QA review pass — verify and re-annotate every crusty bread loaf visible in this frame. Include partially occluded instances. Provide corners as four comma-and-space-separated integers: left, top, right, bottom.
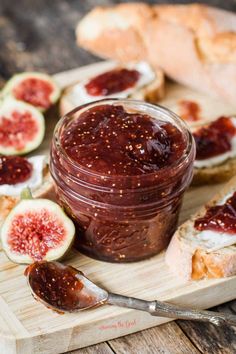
0, 164, 55, 227
165, 176, 236, 281
77, 3, 152, 63
76, 3, 236, 104
59, 65, 164, 116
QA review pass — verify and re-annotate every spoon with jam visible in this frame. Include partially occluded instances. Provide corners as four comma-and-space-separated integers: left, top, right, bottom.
26, 261, 236, 326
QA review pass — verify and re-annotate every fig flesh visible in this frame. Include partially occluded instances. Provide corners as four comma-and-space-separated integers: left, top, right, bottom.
0, 97, 45, 155
2, 72, 61, 111
1, 191, 75, 264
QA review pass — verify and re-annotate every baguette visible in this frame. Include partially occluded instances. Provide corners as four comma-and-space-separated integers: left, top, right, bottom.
165, 176, 236, 281
0, 163, 55, 227
59, 63, 164, 116
76, 3, 236, 104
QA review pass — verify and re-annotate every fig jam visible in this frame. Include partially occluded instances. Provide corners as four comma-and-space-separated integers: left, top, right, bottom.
26, 262, 101, 312
194, 192, 236, 234
51, 100, 195, 262
0, 156, 32, 185
26, 262, 84, 312
85, 68, 140, 96
178, 100, 201, 122
13, 78, 53, 109
61, 105, 186, 176
193, 117, 236, 160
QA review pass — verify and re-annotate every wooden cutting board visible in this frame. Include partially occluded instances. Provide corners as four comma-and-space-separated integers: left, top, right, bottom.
1, 61, 236, 354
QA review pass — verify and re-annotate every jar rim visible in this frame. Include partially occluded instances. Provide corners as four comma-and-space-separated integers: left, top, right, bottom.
53, 98, 195, 181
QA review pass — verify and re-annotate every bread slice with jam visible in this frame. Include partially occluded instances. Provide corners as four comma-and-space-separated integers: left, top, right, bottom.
165, 176, 236, 281
191, 116, 236, 185
59, 61, 164, 116
0, 157, 55, 227
192, 158, 236, 186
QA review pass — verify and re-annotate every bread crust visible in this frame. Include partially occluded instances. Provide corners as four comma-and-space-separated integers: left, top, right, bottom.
76, 3, 236, 103
192, 157, 236, 186
191, 248, 236, 279
76, 3, 153, 62
165, 175, 236, 281
59, 66, 165, 116
197, 32, 236, 64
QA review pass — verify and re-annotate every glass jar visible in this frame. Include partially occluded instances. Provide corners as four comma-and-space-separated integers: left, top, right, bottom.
50, 99, 195, 262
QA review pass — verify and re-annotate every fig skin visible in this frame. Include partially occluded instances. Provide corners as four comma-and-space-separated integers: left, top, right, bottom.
0, 97, 45, 156
1, 192, 75, 264
2, 72, 61, 112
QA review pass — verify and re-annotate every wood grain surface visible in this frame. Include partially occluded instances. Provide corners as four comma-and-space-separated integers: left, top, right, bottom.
1, 1, 236, 354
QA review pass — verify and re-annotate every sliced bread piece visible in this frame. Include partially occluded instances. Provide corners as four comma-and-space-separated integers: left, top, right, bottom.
192, 157, 236, 186
191, 116, 236, 185
0, 159, 55, 227
165, 176, 236, 281
59, 62, 164, 116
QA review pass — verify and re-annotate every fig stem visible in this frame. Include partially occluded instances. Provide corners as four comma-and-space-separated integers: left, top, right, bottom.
21, 188, 33, 200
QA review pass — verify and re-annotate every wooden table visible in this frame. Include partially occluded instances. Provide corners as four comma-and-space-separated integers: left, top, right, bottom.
1, 1, 236, 353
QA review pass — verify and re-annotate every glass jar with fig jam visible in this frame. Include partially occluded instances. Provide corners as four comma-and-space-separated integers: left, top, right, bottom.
50, 99, 195, 263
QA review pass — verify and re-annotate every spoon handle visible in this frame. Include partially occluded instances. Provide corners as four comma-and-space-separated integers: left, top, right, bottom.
107, 293, 236, 326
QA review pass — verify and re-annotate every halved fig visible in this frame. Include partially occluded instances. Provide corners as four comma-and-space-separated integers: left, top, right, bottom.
2, 72, 61, 111
1, 190, 75, 264
0, 97, 45, 155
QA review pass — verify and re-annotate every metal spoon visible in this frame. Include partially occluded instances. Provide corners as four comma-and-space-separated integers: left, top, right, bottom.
26, 261, 236, 326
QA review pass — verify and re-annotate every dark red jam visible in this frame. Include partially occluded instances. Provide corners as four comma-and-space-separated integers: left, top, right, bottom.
26, 262, 94, 312
51, 101, 195, 262
193, 117, 236, 160
178, 100, 201, 122
61, 105, 186, 176
0, 156, 32, 185
85, 68, 140, 96
195, 192, 236, 234
13, 78, 53, 109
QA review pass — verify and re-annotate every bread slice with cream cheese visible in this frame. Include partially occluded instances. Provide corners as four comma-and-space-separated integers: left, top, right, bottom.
165, 176, 236, 281
192, 158, 236, 186
0, 156, 55, 226
59, 61, 164, 116
157, 90, 236, 185
191, 117, 236, 185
